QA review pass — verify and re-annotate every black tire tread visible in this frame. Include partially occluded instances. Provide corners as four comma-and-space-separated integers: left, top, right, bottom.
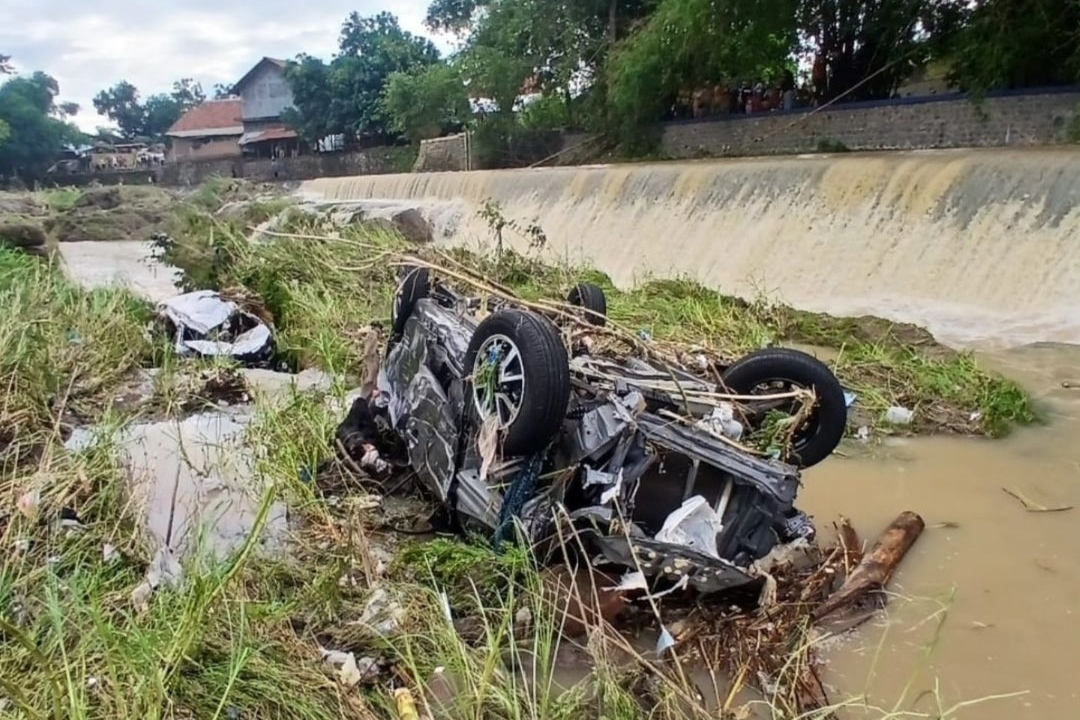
721, 347, 847, 468
568, 282, 608, 327
464, 309, 570, 456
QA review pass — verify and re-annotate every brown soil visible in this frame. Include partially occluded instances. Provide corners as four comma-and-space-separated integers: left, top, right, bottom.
42, 186, 178, 243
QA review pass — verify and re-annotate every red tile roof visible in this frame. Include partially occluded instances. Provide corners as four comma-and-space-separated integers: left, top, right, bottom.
167, 99, 243, 136
259, 126, 297, 141
238, 125, 298, 145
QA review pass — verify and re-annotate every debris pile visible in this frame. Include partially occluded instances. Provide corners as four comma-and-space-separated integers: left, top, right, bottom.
307, 256, 927, 714
158, 290, 276, 365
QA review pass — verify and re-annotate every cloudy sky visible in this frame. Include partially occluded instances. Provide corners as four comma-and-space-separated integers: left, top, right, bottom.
1, 0, 457, 131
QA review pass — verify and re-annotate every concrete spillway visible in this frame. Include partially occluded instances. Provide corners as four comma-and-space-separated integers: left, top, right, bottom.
301, 148, 1080, 349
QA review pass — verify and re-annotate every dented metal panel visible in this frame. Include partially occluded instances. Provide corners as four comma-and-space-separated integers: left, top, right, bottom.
363, 279, 814, 595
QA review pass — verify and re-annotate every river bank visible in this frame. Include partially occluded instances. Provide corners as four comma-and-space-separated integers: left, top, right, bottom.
0, 175, 1075, 719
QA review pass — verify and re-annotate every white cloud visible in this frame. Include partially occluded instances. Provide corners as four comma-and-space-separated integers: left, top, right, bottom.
0, 0, 455, 131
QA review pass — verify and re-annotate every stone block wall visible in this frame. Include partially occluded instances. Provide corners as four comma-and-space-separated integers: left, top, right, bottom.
156, 88, 1080, 184
660, 88, 1080, 157
159, 146, 416, 186
413, 133, 468, 172
41, 170, 158, 188
412, 131, 601, 172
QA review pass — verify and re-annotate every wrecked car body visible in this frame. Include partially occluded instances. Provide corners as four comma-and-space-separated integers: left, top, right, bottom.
158, 290, 275, 365
353, 270, 843, 594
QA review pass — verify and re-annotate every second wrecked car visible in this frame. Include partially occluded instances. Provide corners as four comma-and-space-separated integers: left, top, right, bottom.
339, 268, 848, 594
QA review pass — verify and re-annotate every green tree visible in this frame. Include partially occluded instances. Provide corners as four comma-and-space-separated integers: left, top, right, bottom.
170, 78, 205, 108
425, 0, 483, 33
605, 0, 796, 147
142, 94, 183, 139
0, 71, 83, 178
797, 0, 968, 103
281, 55, 339, 142
383, 63, 470, 142
425, 0, 659, 130
92, 81, 144, 138
93, 78, 206, 140
946, 0, 1080, 92
284, 11, 441, 145
0, 54, 10, 144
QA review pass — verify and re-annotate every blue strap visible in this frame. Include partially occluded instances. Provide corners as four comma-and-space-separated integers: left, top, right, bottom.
492, 452, 545, 551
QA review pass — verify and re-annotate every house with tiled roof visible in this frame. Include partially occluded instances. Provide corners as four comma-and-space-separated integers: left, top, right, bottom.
165, 98, 243, 161
231, 57, 299, 159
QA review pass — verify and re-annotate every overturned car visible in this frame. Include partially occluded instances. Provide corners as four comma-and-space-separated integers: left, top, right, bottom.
348, 268, 848, 594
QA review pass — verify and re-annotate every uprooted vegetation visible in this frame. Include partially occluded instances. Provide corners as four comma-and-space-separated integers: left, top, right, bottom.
0, 189, 1034, 719
0, 178, 289, 255
156, 202, 1035, 441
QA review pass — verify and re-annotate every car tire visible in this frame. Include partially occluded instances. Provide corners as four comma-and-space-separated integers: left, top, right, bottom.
567, 282, 607, 327
464, 309, 570, 456
390, 266, 430, 340
720, 348, 847, 469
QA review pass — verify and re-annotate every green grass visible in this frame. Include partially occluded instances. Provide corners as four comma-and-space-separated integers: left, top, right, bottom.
157, 201, 1036, 439
0, 248, 159, 462
38, 187, 84, 211
0, 208, 1033, 719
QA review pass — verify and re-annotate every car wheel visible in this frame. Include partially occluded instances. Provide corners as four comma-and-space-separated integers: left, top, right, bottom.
720, 348, 847, 469
464, 309, 570, 456
567, 282, 607, 327
390, 266, 430, 340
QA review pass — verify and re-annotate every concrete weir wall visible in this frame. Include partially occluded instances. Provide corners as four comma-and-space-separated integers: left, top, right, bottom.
301, 148, 1080, 349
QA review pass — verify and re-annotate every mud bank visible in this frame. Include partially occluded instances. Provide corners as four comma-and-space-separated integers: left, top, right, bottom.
301, 148, 1080, 350
38, 202, 1080, 720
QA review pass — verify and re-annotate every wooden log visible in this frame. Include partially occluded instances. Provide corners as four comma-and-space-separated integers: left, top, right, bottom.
813, 510, 925, 621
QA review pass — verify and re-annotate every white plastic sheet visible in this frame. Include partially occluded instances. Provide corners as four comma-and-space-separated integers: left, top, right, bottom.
159, 290, 272, 359
655, 495, 726, 559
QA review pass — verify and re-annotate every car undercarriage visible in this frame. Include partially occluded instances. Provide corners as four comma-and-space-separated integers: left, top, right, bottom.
336, 268, 846, 595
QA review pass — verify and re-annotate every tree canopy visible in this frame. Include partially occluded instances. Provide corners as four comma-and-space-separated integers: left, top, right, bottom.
282, 12, 441, 146
92, 78, 206, 140
406, 0, 1080, 152
0, 70, 84, 178
382, 63, 470, 143
8, 1, 1080, 174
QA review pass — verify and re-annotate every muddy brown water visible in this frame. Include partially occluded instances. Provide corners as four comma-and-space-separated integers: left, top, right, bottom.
60, 170, 1080, 718
802, 343, 1080, 720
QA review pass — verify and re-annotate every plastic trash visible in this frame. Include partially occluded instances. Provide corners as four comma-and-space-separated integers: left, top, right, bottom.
655, 495, 726, 559
884, 406, 914, 425
158, 290, 273, 362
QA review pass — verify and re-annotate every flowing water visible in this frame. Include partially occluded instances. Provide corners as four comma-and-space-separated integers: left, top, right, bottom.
303, 147, 1080, 349
803, 343, 1080, 720
301, 151, 1080, 719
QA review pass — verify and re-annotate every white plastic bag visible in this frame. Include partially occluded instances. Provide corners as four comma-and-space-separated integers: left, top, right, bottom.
655, 495, 725, 559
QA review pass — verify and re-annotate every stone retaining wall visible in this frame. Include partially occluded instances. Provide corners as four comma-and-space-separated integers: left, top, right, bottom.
156, 87, 1080, 182
159, 146, 415, 186
660, 87, 1080, 157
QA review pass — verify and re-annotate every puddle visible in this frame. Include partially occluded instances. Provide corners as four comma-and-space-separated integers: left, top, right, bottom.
58, 240, 180, 303
801, 343, 1080, 719
68, 411, 288, 562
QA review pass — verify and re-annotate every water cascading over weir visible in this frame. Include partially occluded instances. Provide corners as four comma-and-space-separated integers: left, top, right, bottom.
301, 148, 1080, 349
